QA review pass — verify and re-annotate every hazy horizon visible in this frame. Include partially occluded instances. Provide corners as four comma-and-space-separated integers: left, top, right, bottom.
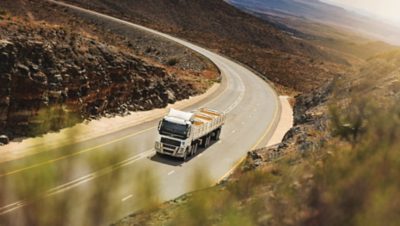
321, 0, 400, 26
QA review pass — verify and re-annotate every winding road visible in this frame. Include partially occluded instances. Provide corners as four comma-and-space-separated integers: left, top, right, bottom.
0, 1, 281, 225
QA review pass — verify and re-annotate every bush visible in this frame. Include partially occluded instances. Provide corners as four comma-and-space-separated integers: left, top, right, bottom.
167, 57, 179, 66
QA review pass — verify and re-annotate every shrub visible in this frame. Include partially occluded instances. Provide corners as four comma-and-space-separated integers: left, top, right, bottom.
167, 57, 179, 66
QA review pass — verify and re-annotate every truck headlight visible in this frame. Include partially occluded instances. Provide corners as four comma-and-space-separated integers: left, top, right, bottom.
155, 142, 161, 149
178, 147, 185, 153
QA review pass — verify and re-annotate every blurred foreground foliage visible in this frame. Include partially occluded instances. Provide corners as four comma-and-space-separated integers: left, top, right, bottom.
0, 107, 161, 226
1, 95, 399, 226
120, 97, 400, 226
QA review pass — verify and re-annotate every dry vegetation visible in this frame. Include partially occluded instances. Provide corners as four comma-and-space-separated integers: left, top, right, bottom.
0, 0, 399, 225
113, 50, 400, 226
61, 0, 361, 94
0, 1, 219, 140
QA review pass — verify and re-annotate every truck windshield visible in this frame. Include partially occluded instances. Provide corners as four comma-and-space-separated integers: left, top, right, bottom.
159, 120, 188, 139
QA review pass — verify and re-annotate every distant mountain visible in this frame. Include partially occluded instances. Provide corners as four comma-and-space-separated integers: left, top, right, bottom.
227, 0, 400, 45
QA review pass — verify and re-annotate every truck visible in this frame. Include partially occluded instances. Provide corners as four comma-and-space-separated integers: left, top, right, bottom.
154, 108, 226, 160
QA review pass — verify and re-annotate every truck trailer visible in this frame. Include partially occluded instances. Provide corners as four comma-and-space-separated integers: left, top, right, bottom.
155, 108, 225, 160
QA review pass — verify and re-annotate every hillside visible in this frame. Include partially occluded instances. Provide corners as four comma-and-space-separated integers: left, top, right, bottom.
61, 0, 358, 93
1, 0, 398, 225
89, 1, 400, 224
244, 8, 398, 60
113, 50, 400, 226
0, 1, 219, 140
228, 0, 400, 45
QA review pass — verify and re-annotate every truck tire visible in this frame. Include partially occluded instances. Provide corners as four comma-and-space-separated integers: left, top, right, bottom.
205, 136, 211, 148
192, 143, 198, 156
213, 128, 221, 141
189, 144, 194, 156
183, 150, 188, 161
183, 147, 192, 161
200, 137, 206, 148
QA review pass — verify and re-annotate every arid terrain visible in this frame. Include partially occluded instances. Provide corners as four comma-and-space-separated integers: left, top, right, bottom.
78, 0, 400, 225
0, 0, 399, 225
61, 0, 364, 94
228, 0, 400, 45
0, 0, 219, 140
113, 47, 400, 226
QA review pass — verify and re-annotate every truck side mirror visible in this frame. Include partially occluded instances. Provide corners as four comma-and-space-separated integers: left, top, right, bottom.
158, 121, 162, 131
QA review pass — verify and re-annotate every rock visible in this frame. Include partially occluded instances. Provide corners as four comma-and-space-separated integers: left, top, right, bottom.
241, 150, 265, 171
166, 90, 176, 103
0, 135, 9, 145
16, 63, 30, 76
0, 20, 203, 139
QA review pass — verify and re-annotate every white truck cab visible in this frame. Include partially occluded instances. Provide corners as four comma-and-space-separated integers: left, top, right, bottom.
155, 108, 225, 160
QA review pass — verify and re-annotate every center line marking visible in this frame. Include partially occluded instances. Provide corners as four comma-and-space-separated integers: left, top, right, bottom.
121, 194, 133, 202
167, 170, 175, 176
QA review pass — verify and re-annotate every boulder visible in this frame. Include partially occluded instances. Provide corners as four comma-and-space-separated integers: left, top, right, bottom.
0, 135, 9, 145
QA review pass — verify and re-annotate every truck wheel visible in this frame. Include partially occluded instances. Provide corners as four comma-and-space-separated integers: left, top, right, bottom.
189, 145, 194, 156
213, 128, 221, 140
189, 144, 194, 156
192, 143, 198, 156
200, 137, 207, 148
183, 150, 188, 161
205, 136, 211, 148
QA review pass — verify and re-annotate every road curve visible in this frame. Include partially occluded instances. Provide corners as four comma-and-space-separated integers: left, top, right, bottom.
0, 1, 281, 225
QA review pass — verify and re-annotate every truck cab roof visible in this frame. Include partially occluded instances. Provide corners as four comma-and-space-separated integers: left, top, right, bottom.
167, 109, 194, 122
164, 116, 191, 125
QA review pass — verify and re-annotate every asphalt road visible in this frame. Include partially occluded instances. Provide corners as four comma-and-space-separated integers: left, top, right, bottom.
0, 1, 281, 225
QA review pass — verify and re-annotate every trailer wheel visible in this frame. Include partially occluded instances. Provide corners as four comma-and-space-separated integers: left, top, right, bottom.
200, 137, 206, 148
213, 128, 221, 141
205, 136, 211, 148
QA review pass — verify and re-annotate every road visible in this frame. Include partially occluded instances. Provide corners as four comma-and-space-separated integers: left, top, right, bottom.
0, 1, 281, 225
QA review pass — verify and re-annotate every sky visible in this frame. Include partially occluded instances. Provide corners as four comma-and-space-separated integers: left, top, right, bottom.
321, 0, 400, 25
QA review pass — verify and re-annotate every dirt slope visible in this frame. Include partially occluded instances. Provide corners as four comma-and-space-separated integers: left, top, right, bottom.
113, 49, 400, 226
0, 2, 219, 140
62, 0, 353, 93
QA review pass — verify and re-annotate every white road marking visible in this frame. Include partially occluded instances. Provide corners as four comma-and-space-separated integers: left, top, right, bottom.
222, 67, 246, 114
121, 194, 133, 202
167, 170, 175, 176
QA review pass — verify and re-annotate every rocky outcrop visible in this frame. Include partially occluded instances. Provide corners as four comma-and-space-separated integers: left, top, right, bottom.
242, 80, 336, 171
0, 21, 201, 138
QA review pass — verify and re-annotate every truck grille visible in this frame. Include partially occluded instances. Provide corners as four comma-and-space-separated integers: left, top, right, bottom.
161, 137, 181, 147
